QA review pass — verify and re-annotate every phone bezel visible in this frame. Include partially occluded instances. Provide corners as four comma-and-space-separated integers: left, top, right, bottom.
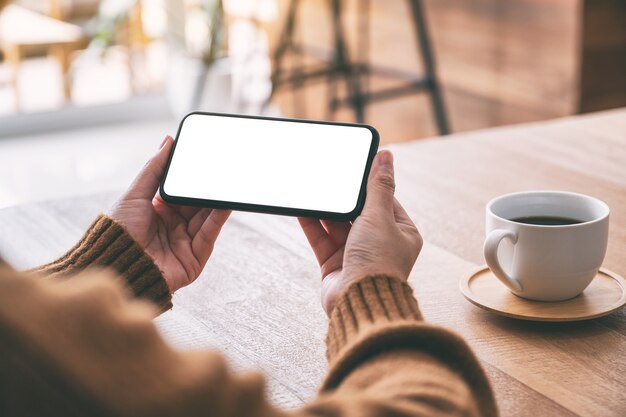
159, 111, 380, 221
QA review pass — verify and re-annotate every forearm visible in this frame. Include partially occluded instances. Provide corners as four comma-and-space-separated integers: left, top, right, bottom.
0, 265, 283, 417
34, 215, 172, 311
305, 275, 497, 417
3, 254, 495, 416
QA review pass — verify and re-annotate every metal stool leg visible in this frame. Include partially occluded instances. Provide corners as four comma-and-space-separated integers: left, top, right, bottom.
270, 0, 299, 98
268, 0, 447, 133
330, 0, 365, 123
408, 0, 449, 135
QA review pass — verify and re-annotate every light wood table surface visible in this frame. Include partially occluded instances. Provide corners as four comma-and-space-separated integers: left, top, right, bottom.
1, 109, 625, 416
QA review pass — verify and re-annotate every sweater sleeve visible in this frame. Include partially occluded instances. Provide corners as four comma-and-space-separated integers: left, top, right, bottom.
2, 265, 497, 416
34, 214, 172, 311
298, 275, 498, 417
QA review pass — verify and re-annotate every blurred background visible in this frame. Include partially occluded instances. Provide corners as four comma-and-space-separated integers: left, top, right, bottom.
0, 0, 625, 208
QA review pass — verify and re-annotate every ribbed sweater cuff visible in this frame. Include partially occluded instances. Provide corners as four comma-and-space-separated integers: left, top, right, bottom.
35, 215, 172, 312
321, 275, 497, 416
323, 275, 425, 392
326, 275, 422, 361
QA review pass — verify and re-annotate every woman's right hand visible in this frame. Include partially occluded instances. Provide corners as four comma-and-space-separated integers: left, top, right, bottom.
299, 150, 423, 315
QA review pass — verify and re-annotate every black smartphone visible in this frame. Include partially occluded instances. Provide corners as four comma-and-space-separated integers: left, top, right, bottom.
160, 112, 379, 220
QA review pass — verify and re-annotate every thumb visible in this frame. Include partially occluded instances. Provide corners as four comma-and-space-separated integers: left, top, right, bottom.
126, 136, 174, 200
364, 150, 395, 215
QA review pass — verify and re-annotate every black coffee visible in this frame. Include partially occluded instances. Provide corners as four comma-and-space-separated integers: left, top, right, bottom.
510, 216, 584, 226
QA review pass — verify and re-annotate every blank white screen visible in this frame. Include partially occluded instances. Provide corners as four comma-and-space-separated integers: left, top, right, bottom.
162, 114, 374, 214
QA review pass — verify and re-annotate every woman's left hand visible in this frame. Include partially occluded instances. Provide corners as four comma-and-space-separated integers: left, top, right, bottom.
109, 136, 231, 293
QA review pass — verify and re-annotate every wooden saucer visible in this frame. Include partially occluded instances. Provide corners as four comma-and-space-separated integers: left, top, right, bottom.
460, 267, 626, 322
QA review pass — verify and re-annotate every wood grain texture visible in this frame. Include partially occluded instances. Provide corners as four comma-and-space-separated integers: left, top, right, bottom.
426, 0, 580, 115
1, 108, 626, 415
580, 0, 626, 112
269, 0, 626, 141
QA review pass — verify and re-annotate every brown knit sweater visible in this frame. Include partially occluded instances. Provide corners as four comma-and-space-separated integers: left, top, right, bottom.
0, 215, 497, 417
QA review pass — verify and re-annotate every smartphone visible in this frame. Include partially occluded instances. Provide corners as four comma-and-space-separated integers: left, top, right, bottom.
160, 112, 379, 220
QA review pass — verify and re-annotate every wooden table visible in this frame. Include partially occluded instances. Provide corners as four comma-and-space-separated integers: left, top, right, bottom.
0, 5, 86, 109
1, 109, 625, 416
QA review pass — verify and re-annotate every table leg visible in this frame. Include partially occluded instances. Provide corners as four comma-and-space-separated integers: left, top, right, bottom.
4, 44, 22, 111
51, 44, 72, 102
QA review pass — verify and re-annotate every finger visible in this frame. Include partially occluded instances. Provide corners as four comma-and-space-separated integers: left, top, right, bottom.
320, 247, 345, 278
364, 150, 395, 215
393, 198, 416, 227
320, 219, 351, 245
178, 206, 204, 222
191, 209, 232, 266
153, 192, 201, 223
126, 136, 174, 200
298, 217, 337, 266
187, 207, 213, 236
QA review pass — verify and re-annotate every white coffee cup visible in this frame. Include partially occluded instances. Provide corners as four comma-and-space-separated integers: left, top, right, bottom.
484, 191, 609, 301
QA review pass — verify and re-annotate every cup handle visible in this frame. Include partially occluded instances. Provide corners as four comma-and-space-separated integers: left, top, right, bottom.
483, 229, 523, 292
